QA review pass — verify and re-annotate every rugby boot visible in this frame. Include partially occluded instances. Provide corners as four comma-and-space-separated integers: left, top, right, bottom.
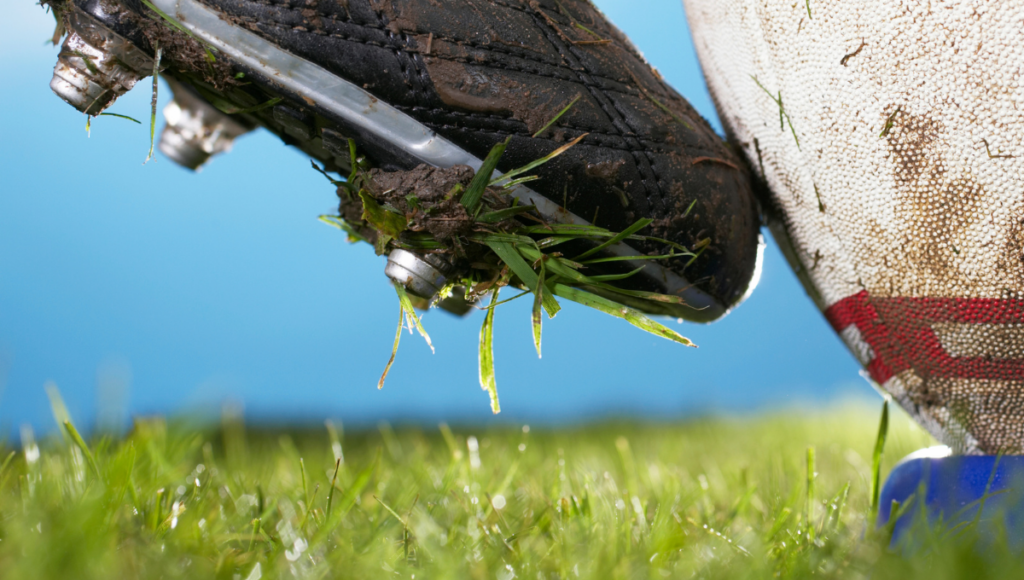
44, 0, 763, 321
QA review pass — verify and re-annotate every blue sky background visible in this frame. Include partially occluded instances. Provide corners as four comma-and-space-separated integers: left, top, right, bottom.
0, 0, 871, 436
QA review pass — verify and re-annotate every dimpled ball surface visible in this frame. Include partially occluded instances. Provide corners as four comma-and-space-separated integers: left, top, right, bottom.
683, 0, 1024, 453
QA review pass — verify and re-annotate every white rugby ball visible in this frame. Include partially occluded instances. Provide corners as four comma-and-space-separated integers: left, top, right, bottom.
683, 0, 1024, 454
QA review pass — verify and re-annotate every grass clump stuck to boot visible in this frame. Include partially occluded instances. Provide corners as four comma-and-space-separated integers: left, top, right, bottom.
317, 131, 706, 412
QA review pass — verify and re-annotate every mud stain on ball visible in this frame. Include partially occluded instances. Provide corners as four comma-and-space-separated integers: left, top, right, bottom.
886, 111, 985, 297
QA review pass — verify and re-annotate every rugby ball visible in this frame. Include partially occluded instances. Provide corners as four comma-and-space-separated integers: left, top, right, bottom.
683, 0, 1024, 453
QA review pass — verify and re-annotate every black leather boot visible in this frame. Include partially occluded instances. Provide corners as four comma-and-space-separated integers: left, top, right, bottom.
45, 0, 762, 321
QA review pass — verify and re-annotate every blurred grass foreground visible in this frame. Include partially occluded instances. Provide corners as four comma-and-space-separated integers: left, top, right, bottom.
2, 401, 1023, 579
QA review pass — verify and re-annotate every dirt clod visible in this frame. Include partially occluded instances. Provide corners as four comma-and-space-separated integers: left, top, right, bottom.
359, 164, 480, 244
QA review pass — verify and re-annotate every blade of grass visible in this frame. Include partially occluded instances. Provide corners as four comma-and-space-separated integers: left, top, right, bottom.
581, 252, 691, 265
806, 446, 816, 542
517, 245, 593, 286
518, 224, 611, 235
496, 175, 541, 190
532, 95, 580, 138
247, 518, 261, 552
462, 137, 511, 213
311, 449, 380, 548
828, 482, 851, 532
299, 457, 309, 504
869, 399, 890, 524
360, 191, 407, 239
394, 282, 434, 353
144, 44, 161, 164
590, 284, 687, 305
764, 507, 792, 542
484, 240, 560, 317
225, 97, 283, 116
45, 382, 73, 435
470, 233, 538, 246
378, 304, 404, 390
479, 288, 500, 413
552, 284, 695, 347
537, 236, 576, 250
574, 218, 653, 261
325, 420, 344, 465
98, 112, 141, 124
532, 261, 545, 358
881, 499, 902, 544
476, 290, 530, 310
319, 214, 369, 244
0, 451, 15, 481
478, 205, 538, 224
310, 160, 345, 185
64, 421, 102, 480
374, 495, 409, 528
586, 266, 645, 283
491, 133, 587, 186
325, 458, 342, 516
396, 236, 447, 251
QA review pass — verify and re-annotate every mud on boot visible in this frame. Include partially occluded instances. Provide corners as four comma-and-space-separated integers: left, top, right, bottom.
43, 0, 763, 321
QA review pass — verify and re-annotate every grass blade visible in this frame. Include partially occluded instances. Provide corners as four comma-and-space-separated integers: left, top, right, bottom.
477, 205, 538, 224
552, 284, 695, 347
226, 97, 283, 116
359, 191, 407, 239
98, 112, 141, 124
144, 44, 161, 164
518, 224, 611, 235
462, 137, 511, 213
310, 448, 382, 548
517, 245, 592, 286
591, 284, 687, 305
311, 160, 344, 185
325, 458, 341, 516
491, 133, 587, 186
532, 261, 545, 358
484, 240, 560, 317
299, 457, 309, 504
828, 482, 851, 531
319, 214, 369, 243
0, 451, 16, 482
580, 252, 691, 265
247, 518, 261, 552
374, 495, 409, 528
532, 95, 580, 138
806, 446, 816, 542
574, 218, 653, 261
326, 449, 377, 527
64, 421, 102, 480
764, 507, 792, 542
479, 288, 500, 414
378, 304, 404, 390
394, 282, 434, 353
586, 266, 645, 283
470, 233, 538, 246
869, 398, 890, 524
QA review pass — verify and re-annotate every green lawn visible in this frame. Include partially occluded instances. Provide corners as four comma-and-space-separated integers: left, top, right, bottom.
1, 401, 1021, 579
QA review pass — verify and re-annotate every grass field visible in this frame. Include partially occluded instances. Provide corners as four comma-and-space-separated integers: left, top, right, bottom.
1, 401, 1021, 579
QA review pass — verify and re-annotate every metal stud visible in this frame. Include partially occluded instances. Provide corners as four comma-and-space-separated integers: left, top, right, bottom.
49, 8, 153, 116
158, 78, 254, 171
384, 249, 450, 300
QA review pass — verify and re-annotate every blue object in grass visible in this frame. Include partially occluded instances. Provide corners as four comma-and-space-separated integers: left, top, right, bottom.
878, 447, 1024, 548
